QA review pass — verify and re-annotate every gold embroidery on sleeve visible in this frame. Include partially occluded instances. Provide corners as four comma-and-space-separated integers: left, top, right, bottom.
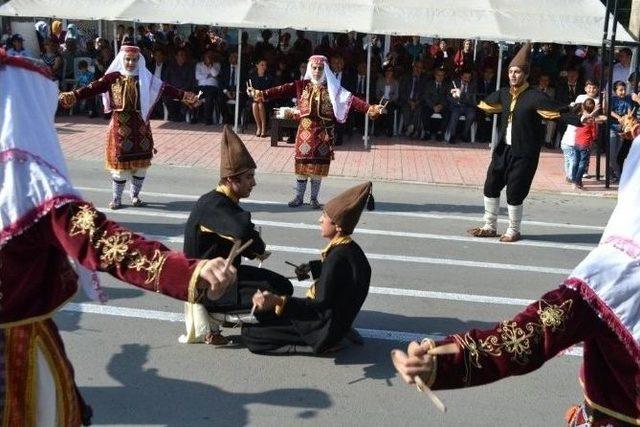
96, 231, 132, 267
69, 205, 98, 238
453, 298, 573, 383
538, 300, 573, 332
128, 249, 167, 290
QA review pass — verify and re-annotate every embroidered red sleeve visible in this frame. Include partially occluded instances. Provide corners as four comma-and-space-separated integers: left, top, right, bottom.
430, 286, 599, 390
50, 202, 206, 303
349, 95, 371, 114
73, 72, 121, 100
161, 83, 185, 100
263, 82, 297, 101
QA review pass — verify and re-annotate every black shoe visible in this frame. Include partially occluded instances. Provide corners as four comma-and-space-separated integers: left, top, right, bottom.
435, 132, 443, 142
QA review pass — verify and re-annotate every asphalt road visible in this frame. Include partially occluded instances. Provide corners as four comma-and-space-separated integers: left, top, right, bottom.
58, 159, 616, 427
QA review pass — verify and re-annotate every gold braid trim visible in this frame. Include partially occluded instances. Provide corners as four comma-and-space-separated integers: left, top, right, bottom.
477, 100, 502, 114
187, 260, 208, 303
537, 109, 561, 120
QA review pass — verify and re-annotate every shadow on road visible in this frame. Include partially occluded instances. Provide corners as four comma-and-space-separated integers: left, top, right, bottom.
82, 343, 332, 426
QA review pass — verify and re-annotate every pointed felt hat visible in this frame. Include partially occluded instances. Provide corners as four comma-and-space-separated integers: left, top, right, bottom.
324, 182, 373, 235
509, 42, 531, 73
220, 125, 257, 178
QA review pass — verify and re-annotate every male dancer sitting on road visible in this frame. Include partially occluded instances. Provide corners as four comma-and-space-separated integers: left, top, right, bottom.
180, 126, 293, 345
241, 182, 374, 354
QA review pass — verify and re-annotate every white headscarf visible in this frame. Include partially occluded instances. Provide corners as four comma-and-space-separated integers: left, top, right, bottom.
102, 45, 164, 123
569, 135, 640, 364
0, 50, 105, 302
303, 55, 353, 124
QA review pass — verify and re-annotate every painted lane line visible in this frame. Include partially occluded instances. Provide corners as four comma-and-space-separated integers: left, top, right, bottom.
290, 281, 535, 306
75, 186, 606, 231
106, 209, 596, 252
141, 233, 573, 276
60, 303, 583, 357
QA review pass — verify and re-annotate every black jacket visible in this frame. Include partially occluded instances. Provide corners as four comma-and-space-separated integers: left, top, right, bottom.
483, 86, 567, 158
281, 241, 371, 353
183, 190, 265, 268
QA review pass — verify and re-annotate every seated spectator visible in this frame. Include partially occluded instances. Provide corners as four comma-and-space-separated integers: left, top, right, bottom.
195, 47, 223, 125
433, 39, 454, 74
7, 34, 28, 57
445, 69, 477, 143
292, 30, 312, 65
405, 36, 423, 63
74, 60, 96, 117
476, 65, 497, 143
148, 45, 169, 119
399, 61, 427, 137
164, 48, 197, 122
41, 38, 63, 82
537, 73, 557, 146
220, 51, 245, 125
612, 48, 632, 89
248, 59, 274, 137
375, 66, 399, 137
421, 67, 450, 141
254, 29, 276, 67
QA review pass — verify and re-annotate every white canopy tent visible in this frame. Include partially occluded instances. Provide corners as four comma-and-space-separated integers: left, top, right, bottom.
1, 0, 634, 45
2, 0, 636, 145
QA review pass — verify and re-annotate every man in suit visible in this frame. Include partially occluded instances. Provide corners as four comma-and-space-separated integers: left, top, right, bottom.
220, 51, 245, 125
476, 66, 497, 143
445, 69, 477, 143
554, 67, 584, 146
330, 54, 354, 145
399, 61, 427, 137
538, 73, 557, 146
351, 60, 371, 134
148, 45, 169, 119
164, 47, 197, 122
421, 68, 451, 141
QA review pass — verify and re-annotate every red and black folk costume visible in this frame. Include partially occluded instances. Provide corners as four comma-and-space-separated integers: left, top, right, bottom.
410, 132, 640, 426
0, 49, 219, 426
251, 55, 380, 208
59, 44, 197, 209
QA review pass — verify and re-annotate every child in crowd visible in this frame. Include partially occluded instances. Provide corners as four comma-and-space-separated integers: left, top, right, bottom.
571, 98, 604, 189
571, 80, 601, 179
74, 60, 97, 117
609, 81, 636, 182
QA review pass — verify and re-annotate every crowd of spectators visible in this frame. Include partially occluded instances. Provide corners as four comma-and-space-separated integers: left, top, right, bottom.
2, 21, 639, 177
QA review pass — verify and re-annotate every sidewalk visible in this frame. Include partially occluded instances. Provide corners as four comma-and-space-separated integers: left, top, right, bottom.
56, 116, 617, 196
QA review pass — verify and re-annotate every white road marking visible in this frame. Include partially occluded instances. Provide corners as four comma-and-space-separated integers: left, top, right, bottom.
75, 186, 606, 231
290, 281, 535, 306
105, 208, 596, 252
141, 233, 573, 275
60, 303, 583, 357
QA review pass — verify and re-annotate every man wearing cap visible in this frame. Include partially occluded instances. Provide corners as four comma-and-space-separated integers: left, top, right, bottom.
469, 42, 568, 242
392, 131, 640, 426
241, 182, 373, 355
180, 126, 294, 345
59, 43, 200, 210
248, 55, 385, 209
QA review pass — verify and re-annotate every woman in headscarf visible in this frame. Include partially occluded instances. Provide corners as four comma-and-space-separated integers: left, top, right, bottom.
59, 43, 201, 209
34, 20, 49, 53
248, 55, 385, 208
50, 20, 66, 46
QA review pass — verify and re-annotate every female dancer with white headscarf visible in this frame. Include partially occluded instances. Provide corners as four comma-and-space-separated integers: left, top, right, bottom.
59, 43, 199, 209
248, 55, 385, 208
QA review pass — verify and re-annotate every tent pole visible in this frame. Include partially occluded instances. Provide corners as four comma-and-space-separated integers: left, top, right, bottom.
473, 39, 478, 62
113, 22, 117, 54
234, 28, 242, 133
98, 20, 102, 38
491, 42, 503, 148
605, 0, 620, 189
363, 35, 373, 149
597, 0, 612, 181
